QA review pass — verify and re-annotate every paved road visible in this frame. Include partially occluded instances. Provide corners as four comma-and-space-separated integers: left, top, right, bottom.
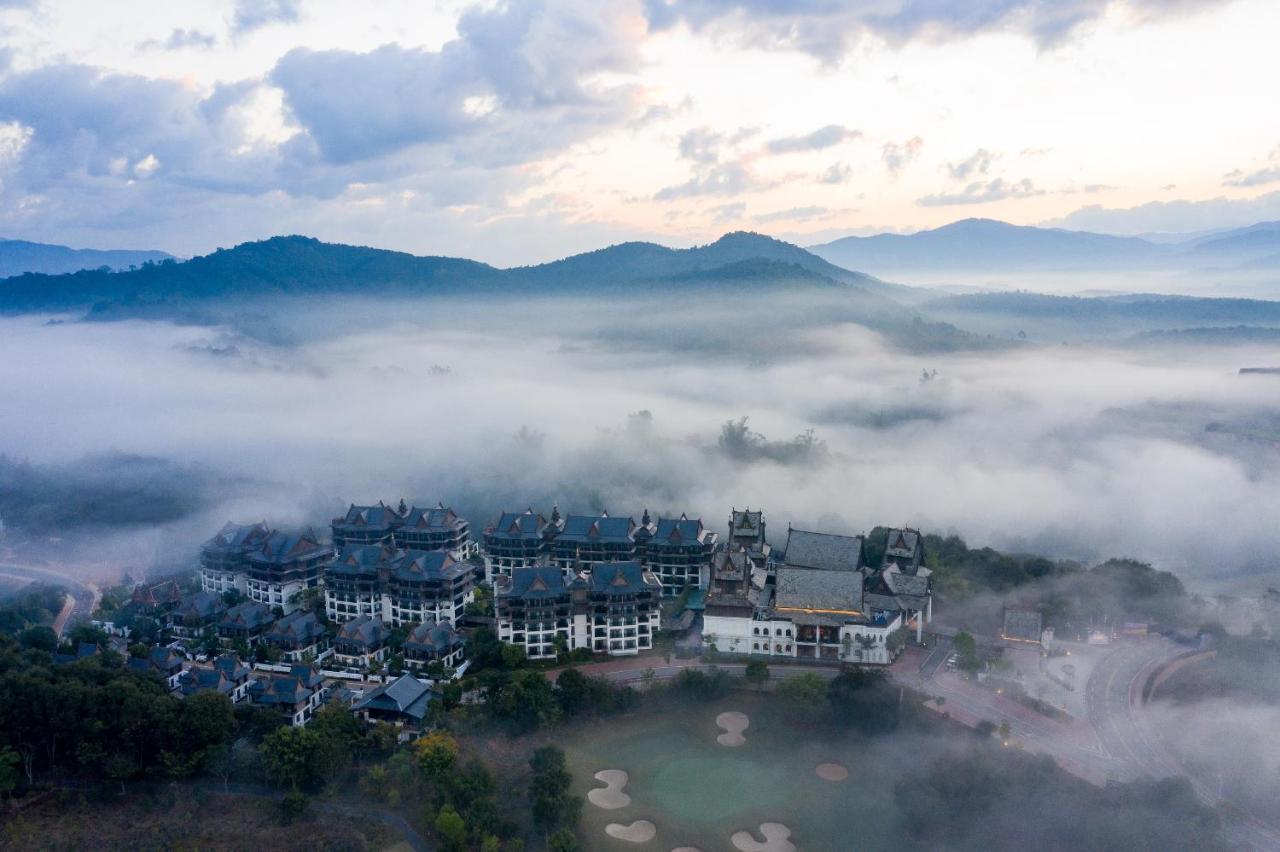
0, 562, 99, 637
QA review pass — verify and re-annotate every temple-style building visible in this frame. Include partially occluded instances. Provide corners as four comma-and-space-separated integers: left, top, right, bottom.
634, 511, 717, 597
481, 508, 557, 581
402, 620, 467, 672
549, 512, 637, 571
321, 545, 475, 627
493, 561, 662, 659
398, 503, 477, 559
702, 517, 932, 665
331, 503, 403, 548
246, 529, 331, 614
199, 522, 269, 595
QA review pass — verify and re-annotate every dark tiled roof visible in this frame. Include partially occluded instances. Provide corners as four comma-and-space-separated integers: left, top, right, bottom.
212, 653, 250, 681
327, 543, 394, 577
496, 565, 568, 599
589, 561, 660, 595
179, 667, 236, 697
336, 615, 387, 649
781, 528, 863, 572
334, 503, 402, 530
883, 527, 921, 561
403, 503, 465, 531
248, 529, 330, 566
652, 515, 713, 544
267, 610, 325, 645
487, 509, 547, 539
774, 567, 864, 614
206, 521, 271, 551
172, 591, 227, 622
354, 674, 435, 721
556, 513, 636, 543
220, 601, 274, 632
403, 620, 464, 653
389, 550, 469, 583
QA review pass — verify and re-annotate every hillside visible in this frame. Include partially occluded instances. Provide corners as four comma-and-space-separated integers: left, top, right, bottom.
810, 218, 1167, 274
0, 232, 907, 315
0, 238, 172, 278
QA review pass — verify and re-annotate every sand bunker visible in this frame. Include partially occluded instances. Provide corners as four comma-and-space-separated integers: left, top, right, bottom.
671, 847, 704, 852
731, 823, 795, 852
815, 762, 849, 781
588, 769, 632, 809
716, 711, 750, 746
605, 820, 657, 843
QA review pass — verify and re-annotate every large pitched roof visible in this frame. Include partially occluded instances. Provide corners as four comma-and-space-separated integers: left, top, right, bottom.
589, 561, 661, 595
336, 615, 387, 647
327, 543, 394, 577
774, 566, 864, 614
781, 528, 863, 572
497, 565, 568, 598
487, 509, 548, 540
248, 529, 330, 566
652, 515, 714, 545
172, 590, 227, 621
204, 521, 271, 553
389, 549, 468, 583
220, 601, 274, 631
267, 610, 325, 644
556, 513, 636, 543
354, 674, 435, 720
403, 620, 464, 653
403, 503, 464, 531
334, 502, 402, 530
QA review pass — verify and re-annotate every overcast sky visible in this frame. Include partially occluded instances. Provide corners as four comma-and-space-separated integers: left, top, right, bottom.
1, 0, 1278, 264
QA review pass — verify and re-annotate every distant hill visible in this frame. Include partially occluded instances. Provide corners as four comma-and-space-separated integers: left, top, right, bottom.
809, 218, 1167, 275
0, 238, 172, 278
514, 231, 923, 300
0, 232, 910, 315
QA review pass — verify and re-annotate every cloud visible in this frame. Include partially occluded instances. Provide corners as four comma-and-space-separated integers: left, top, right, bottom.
137, 28, 217, 51
231, 0, 301, 34
655, 161, 772, 200
945, 148, 995, 180
754, 205, 827, 224
1046, 189, 1280, 234
917, 177, 1043, 206
1223, 143, 1280, 188
708, 201, 747, 223
766, 124, 860, 154
817, 162, 852, 184
641, 0, 1229, 62
882, 136, 923, 174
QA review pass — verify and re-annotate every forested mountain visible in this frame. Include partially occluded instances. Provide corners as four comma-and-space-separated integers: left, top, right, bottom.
0, 238, 172, 278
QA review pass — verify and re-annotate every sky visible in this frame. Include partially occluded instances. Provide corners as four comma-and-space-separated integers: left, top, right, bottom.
1, 0, 1279, 265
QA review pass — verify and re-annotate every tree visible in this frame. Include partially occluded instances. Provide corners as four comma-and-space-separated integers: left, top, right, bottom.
554, 668, 592, 716
500, 642, 527, 669
18, 625, 57, 652
262, 726, 319, 790
548, 829, 580, 852
744, 660, 770, 688
435, 804, 468, 852
529, 747, 580, 838
953, 632, 981, 673
0, 744, 20, 799
414, 730, 459, 784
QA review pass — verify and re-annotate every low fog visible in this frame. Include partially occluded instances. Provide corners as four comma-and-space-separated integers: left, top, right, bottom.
2, 293, 1279, 593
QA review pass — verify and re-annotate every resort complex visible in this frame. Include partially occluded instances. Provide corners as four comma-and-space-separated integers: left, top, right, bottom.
178, 502, 933, 725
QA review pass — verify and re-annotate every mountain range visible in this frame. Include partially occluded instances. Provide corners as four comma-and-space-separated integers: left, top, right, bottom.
809, 218, 1280, 275
0, 238, 173, 278
0, 231, 916, 315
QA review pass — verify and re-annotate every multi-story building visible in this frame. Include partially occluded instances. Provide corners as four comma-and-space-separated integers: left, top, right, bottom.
331, 503, 403, 548
246, 662, 328, 726
398, 503, 477, 558
549, 512, 637, 572
264, 610, 328, 662
583, 561, 662, 655
200, 522, 270, 595
494, 561, 662, 659
494, 565, 582, 660
402, 621, 467, 673
177, 653, 252, 703
218, 601, 275, 646
167, 590, 228, 640
333, 615, 389, 668
481, 508, 556, 580
245, 529, 331, 614
324, 543, 394, 622
385, 550, 474, 627
635, 512, 717, 597
702, 521, 930, 665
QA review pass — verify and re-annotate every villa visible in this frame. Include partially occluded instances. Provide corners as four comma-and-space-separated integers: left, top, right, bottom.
263, 610, 328, 661
199, 522, 270, 595
127, 646, 186, 691
402, 620, 467, 672
634, 511, 717, 597
177, 653, 252, 703
353, 674, 436, 731
167, 590, 228, 640
481, 508, 558, 580
246, 662, 328, 727
218, 600, 274, 646
333, 615, 389, 668
494, 561, 662, 659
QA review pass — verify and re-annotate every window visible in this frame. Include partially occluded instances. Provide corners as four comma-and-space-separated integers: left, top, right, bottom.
753, 643, 759, 651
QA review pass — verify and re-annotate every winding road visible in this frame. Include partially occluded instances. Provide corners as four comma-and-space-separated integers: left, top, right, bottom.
0, 562, 100, 637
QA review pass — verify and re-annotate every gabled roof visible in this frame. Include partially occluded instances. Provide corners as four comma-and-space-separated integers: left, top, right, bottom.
774, 567, 864, 615
403, 503, 464, 531
220, 601, 274, 631
172, 590, 227, 621
652, 515, 714, 545
487, 509, 547, 540
556, 513, 636, 543
204, 521, 271, 553
266, 610, 325, 645
589, 561, 661, 595
496, 565, 568, 599
336, 615, 387, 648
781, 528, 863, 572
131, 579, 182, 607
327, 543, 395, 577
403, 620, 464, 653
248, 529, 330, 566
389, 549, 468, 583
334, 502, 402, 530
247, 669, 318, 706
354, 674, 435, 720
179, 667, 236, 697
212, 653, 251, 681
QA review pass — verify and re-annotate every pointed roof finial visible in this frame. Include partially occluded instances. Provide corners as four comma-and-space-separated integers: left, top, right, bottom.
642, 507, 651, 526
